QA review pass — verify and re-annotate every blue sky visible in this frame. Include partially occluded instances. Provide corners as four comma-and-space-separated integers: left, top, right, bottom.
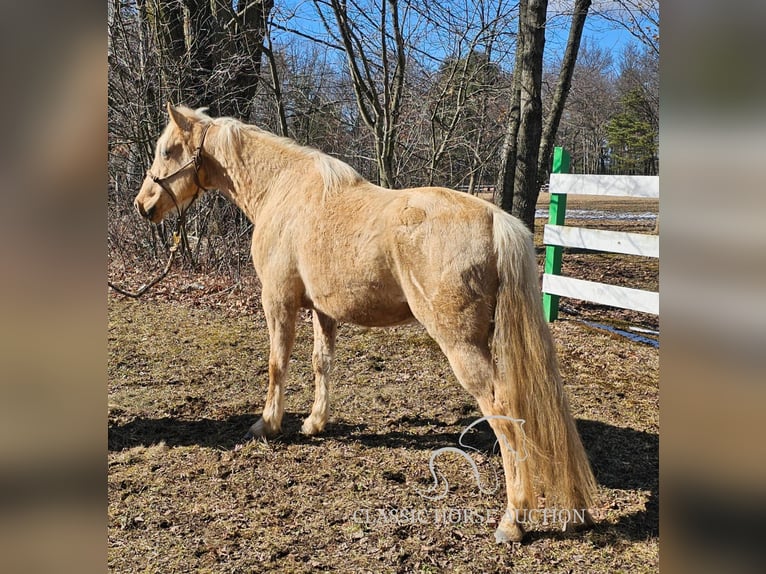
271, 0, 650, 74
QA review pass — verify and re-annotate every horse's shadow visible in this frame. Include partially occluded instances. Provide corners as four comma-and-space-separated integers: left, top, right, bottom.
108, 413, 657, 542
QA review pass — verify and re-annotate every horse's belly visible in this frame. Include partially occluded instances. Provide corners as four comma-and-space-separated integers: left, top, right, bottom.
307, 280, 414, 327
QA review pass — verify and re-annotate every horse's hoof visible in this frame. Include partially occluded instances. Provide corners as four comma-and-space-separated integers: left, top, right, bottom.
247, 417, 279, 440
300, 417, 325, 436
563, 509, 595, 533
495, 517, 525, 543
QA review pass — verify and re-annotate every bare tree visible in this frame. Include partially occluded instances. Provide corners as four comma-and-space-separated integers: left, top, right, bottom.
552, 41, 618, 173
509, 0, 547, 228
495, 0, 549, 229
314, 0, 408, 188
414, 0, 513, 188
495, 0, 525, 214
537, 0, 592, 188
598, 0, 658, 57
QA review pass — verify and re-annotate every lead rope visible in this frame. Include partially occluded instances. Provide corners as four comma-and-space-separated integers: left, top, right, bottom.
107, 227, 182, 298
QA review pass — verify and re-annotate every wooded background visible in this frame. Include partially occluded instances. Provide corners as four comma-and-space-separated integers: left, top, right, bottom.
108, 0, 658, 276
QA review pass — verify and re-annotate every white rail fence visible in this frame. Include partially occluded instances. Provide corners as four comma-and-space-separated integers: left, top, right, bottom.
541, 170, 659, 321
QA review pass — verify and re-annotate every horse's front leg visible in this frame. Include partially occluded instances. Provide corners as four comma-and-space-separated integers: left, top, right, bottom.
246, 300, 298, 439
302, 310, 337, 436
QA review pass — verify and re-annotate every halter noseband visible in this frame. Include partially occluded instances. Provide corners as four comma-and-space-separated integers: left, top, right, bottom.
147, 123, 212, 219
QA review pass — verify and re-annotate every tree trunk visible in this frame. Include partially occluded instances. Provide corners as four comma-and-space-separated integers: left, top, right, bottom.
495, 0, 526, 214
229, 0, 274, 118
510, 0, 547, 230
181, 0, 217, 106
147, 0, 186, 98
263, 20, 288, 137
497, 0, 591, 231
537, 0, 591, 189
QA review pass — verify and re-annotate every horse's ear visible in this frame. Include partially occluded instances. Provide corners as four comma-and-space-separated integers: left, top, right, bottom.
167, 102, 192, 132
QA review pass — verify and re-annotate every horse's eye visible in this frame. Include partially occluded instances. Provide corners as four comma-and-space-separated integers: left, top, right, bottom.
162, 144, 179, 159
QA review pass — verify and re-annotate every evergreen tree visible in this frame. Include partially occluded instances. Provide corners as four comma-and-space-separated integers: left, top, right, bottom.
606, 88, 657, 174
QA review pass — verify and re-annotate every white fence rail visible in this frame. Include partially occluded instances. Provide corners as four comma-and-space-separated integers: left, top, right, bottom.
548, 173, 659, 198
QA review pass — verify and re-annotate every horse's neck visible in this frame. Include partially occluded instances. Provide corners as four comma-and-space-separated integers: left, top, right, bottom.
208, 132, 299, 222
212, 163, 268, 222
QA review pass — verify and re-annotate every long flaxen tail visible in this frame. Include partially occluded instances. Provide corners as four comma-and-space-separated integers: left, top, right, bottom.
491, 209, 597, 516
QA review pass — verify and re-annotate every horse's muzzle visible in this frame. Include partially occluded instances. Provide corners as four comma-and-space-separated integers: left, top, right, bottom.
135, 199, 154, 220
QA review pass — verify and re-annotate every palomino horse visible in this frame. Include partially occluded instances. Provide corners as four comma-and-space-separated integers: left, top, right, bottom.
134, 103, 597, 542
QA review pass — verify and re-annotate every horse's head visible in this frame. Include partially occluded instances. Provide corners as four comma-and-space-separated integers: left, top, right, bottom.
134, 103, 211, 223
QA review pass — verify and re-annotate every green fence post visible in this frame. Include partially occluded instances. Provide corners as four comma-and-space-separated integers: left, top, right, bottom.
542, 147, 570, 322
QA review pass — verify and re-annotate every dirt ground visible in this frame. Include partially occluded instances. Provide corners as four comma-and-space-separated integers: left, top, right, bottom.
108, 197, 659, 573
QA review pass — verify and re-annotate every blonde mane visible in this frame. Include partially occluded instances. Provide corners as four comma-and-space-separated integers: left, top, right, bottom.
180, 107, 363, 194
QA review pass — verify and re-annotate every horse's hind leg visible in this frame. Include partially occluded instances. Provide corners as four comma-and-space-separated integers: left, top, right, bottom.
438, 340, 531, 543
302, 310, 337, 435
247, 299, 298, 439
